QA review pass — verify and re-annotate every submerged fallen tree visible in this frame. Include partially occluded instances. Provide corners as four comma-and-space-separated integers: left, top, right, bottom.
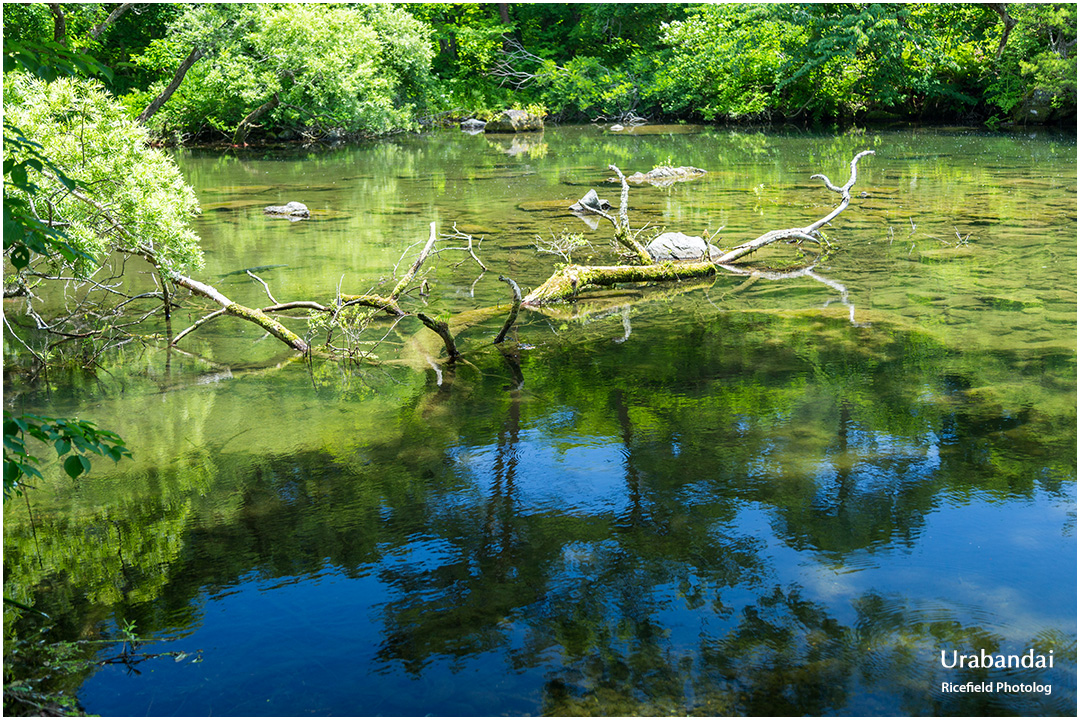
195, 150, 872, 360
524, 151, 874, 306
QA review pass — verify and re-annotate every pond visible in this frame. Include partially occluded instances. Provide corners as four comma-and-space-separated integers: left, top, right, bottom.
3, 125, 1076, 716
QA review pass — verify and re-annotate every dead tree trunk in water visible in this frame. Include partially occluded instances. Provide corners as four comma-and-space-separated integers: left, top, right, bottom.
523, 151, 874, 306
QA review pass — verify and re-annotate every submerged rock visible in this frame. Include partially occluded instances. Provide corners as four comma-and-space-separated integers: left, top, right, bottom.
618, 166, 707, 187
264, 201, 310, 219
645, 232, 721, 261
486, 109, 544, 133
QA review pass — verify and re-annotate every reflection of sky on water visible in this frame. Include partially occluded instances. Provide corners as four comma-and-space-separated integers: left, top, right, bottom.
80, 569, 550, 716
78, 405, 1075, 716
450, 431, 632, 517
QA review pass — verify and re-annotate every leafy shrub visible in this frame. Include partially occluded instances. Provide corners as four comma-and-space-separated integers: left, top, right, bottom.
4, 73, 202, 275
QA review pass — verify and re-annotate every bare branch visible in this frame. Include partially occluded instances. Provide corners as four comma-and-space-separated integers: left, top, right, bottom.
573, 166, 653, 265
717, 150, 874, 263
417, 312, 461, 362
442, 225, 489, 272
390, 222, 438, 300
246, 270, 279, 305
489, 37, 551, 89
171, 308, 227, 346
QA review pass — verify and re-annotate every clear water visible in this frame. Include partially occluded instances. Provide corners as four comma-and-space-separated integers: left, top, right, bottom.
3, 125, 1076, 716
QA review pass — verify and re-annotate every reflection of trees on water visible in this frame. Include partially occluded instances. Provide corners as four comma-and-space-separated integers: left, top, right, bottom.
4, 313, 1074, 714
369, 359, 1073, 715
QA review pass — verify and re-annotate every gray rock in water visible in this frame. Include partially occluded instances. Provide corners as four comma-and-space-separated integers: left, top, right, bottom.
569, 189, 611, 214
646, 232, 721, 261
460, 118, 487, 132
264, 201, 310, 219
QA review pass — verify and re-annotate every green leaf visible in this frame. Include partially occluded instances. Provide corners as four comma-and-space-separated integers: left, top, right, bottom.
63, 454, 91, 480
54, 439, 71, 456
10, 164, 28, 189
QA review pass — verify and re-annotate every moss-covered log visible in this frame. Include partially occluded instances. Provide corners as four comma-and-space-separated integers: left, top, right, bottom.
224, 303, 309, 352
169, 273, 309, 352
523, 261, 718, 306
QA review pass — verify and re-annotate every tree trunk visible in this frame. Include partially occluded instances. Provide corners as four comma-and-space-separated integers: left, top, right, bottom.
523, 262, 719, 306
991, 4, 1019, 60
498, 3, 513, 52
233, 93, 280, 145
137, 45, 204, 125
48, 4, 66, 46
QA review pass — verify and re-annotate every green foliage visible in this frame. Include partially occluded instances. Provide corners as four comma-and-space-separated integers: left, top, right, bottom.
6, 3, 1076, 131
2, 122, 90, 271
4, 73, 203, 275
2, 39, 119, 272
4, 607, 200, 716
653, 5, 807, 121
651, 2, 1075, 124
131, 4, 435, 140
3, 412, 131, 501
1012, 4, 1078, 115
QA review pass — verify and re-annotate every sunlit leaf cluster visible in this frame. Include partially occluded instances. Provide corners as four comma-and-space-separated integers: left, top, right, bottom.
134, 4, 435, 139
4, 73, 202, 276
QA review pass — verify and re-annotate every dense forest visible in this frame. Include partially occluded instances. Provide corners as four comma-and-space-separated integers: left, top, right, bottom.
3, 2, 1077, 146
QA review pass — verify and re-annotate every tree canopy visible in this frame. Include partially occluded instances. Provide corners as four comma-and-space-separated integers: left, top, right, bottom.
127, 3, 435, 141
4, 2, 1072, 143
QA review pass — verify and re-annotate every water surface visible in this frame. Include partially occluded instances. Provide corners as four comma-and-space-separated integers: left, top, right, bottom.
4, 125, 1076, 716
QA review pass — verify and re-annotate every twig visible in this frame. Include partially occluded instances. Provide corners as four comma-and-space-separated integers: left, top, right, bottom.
171, 308, 226, 346
246, 270, 279, 304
